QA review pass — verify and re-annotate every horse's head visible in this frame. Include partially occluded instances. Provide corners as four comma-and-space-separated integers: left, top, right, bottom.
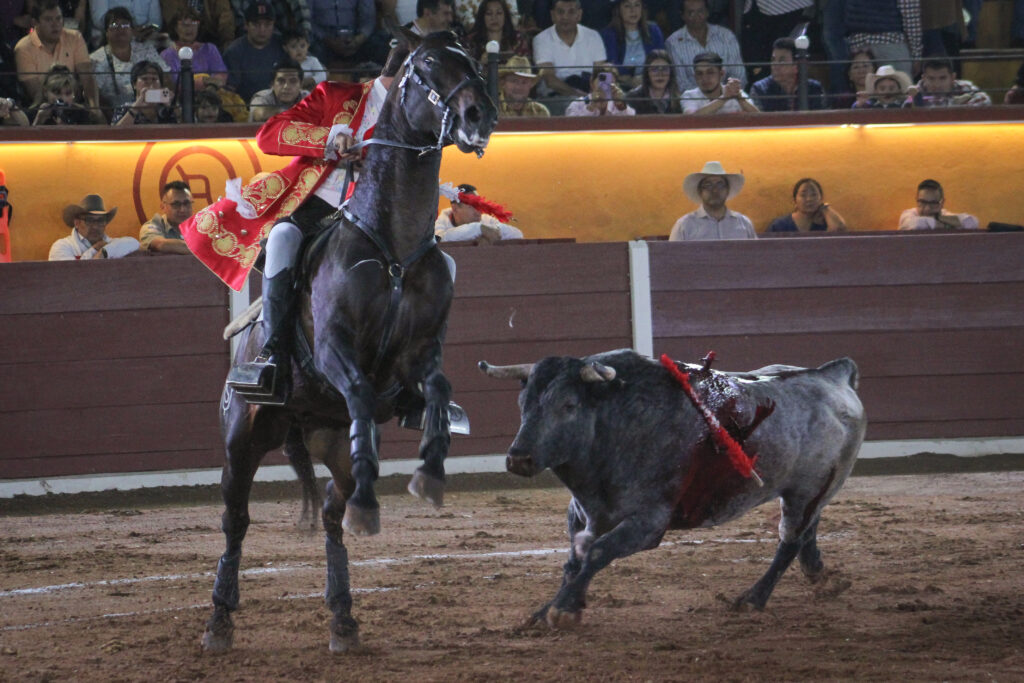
392, 30, 497, 156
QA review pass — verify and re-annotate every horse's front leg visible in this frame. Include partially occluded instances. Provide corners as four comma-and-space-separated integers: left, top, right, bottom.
316, 336, 380, 536
407, 368, 450, 507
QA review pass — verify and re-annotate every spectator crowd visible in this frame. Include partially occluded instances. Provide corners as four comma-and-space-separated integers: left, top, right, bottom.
2, 0, 1024, 125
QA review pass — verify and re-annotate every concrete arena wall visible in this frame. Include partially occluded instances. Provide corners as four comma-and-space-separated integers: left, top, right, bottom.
3, 114, 1024, 261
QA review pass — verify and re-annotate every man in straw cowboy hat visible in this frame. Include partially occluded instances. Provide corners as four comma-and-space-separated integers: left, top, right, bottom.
499, 56, 550, 117
853, 64, 913, 109
49, 194, 140, 260
669, 161, 756, 241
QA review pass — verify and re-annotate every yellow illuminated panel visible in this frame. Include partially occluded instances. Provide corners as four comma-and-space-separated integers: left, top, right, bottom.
3, 123, 1023, 260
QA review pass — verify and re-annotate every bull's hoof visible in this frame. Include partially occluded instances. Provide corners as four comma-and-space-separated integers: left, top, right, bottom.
545, 607, 582, 630
329, 629, 360, 654
342, 503, 380, 536
407, 467, 444, 508
200, 609, 234, 653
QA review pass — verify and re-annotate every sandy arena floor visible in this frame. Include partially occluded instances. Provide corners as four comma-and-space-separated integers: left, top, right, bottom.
1, 471, 1022, 682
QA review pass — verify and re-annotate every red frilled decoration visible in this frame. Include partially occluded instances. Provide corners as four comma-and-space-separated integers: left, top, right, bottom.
456, 191, 514, 223
660, 353, 765, 487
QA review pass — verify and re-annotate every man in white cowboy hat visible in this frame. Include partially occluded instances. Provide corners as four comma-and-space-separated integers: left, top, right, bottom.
49, 194, 140, 260
499, 56, 550, 117
854, 64, 913, 109
669, 161, 756, 241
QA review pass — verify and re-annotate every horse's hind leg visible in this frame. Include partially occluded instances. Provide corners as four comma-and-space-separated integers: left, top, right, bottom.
797, 518, 825, 581
285, 424, 321, 531
407, 370, 450, 507
322, 475, 360, 653
202, 400, 286, 652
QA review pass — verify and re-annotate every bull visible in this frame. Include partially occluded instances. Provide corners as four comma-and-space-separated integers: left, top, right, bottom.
479, 349, 866, 629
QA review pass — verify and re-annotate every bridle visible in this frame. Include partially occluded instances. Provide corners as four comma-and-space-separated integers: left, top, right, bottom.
344, 40, 486, 159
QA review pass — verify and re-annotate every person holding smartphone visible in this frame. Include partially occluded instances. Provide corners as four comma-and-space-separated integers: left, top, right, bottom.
112, 59, 178, 125
565, 65, 635, 116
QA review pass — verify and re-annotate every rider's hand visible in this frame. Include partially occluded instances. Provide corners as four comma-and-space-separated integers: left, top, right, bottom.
334, 132, 357, 160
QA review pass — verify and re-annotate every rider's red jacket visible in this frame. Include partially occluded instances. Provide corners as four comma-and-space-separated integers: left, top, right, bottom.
181, 79, 374, 291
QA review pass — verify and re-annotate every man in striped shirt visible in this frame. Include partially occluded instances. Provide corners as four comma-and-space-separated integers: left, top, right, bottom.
666, 0, 744, 92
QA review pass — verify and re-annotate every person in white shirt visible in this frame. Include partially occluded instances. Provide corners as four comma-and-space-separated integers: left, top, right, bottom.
681, 51, 758, 114
899, 179, 980, 231
565, 66, 636, 116
49, 194, 140, 260
666, 0, 745, 92
532, 0, 607, 99
669, 161, 756, 241
435, 183, 523, 242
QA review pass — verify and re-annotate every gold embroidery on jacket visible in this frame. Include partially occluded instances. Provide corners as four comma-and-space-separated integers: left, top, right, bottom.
192, 208, 261, 268
280, 121, 329, 148
241, 172, 288, 214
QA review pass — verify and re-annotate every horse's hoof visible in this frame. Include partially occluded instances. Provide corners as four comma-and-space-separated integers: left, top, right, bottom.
342, 503, 380, 536
201, 609, 234, 653
329, 630, 360, 654
727, 591, 765, 613
407, 468, 444, 508
201, 628, 233, 653
545, 607, 582, 630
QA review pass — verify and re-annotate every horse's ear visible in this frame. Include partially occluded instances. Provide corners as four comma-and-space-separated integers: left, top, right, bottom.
396, 25, 422, 51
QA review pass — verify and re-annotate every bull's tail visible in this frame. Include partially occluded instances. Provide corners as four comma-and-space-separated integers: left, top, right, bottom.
817, 357, 859, 390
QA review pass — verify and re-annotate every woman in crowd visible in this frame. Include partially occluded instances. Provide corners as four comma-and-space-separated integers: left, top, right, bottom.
112, 60, 178, 125
456, 0, 520, 42
160, 7, 228, 88
830, 47, 875, 109
766, 178, 848, 233
28, 65, 102, 125
89, 7, 168, 116
195, 88, 234, 122
463, 0, 529, 61
626, 50, 680, 114
852, 64, 914, 109
565, 64, 636, 116
1005, 61, 1024, 104
600, 0, 663, 90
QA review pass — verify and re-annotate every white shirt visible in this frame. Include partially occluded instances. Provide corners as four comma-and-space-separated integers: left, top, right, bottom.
532, 25, 607, 94
681, 86, 756, 114
669, 206, 757, 241
665, 24, 746, 92
49, 228, 140, 260
434, 208, 523, 241
564, 97, 636, 116
314, 78, 387, 207
898, 208, 980, 231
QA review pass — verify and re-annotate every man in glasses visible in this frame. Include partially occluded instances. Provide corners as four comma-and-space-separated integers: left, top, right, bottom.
140, 181, 195, 254
669, 160, 756, 241
899, 179, 979, 231
49, 194, 140, 260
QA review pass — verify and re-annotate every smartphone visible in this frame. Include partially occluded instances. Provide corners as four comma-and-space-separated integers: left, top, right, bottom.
597, 72, 613, 98
144, 88, 172, 104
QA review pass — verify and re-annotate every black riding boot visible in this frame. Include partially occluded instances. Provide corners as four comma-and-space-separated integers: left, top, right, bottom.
226, 268, 295, 405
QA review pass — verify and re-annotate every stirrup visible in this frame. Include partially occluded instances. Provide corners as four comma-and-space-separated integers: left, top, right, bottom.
399, 401, 471, 435
226, 356, 288, 406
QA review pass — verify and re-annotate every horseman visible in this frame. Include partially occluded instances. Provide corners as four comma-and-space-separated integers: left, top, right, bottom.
181, 41, 410, 403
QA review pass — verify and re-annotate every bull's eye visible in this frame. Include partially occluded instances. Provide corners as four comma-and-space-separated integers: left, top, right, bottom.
562, 400, 577, 415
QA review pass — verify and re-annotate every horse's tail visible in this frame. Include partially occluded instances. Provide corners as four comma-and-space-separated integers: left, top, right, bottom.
223, 298, 263, 340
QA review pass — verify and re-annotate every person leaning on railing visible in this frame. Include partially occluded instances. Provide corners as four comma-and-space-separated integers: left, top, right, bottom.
625, 49, 680, 114
765, 178, 848, 233
498, 55, 550, 116
852, 64, 913, 110
27, 65, 102, 124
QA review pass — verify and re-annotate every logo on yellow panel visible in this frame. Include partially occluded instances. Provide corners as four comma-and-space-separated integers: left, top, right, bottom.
131, 140, 264, 223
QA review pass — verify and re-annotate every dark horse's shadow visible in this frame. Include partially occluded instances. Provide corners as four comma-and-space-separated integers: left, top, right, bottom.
202, 30, 498, 654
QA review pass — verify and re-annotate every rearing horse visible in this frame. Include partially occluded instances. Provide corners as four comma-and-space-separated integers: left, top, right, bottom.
202, 31, 498, 653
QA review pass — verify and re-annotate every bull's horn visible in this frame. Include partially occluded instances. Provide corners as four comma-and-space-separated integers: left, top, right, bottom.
580, 362, 616, 383
478, 360, 533, 380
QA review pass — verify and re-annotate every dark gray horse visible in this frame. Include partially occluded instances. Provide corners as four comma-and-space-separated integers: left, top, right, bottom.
202, 30, 497, 653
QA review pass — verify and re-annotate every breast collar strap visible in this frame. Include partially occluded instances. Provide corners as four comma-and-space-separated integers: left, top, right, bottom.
341, 205, 438, 378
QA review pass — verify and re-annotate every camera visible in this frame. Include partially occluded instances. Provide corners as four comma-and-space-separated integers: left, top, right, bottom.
53, 98, 68, 107
144, 88, 172, 104
596, 71, 613, 98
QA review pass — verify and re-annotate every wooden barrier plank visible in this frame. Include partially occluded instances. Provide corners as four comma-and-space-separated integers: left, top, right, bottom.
447, 293, 632, 344
866, 419, 1024, 441
1, 403, 222, 459
655, 329, 1024, 379
859, 374, 1019, 422
648, 233, 1024, 291
1, 449, 225, 479
1, 308, 229, 364
449, 242, 629, 298
652, 283, 1023, 337
0, 354, 227, 412
0, 258, 226, 315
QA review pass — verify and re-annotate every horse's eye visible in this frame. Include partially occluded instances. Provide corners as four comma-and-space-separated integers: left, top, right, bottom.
424, 56, 436, 66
